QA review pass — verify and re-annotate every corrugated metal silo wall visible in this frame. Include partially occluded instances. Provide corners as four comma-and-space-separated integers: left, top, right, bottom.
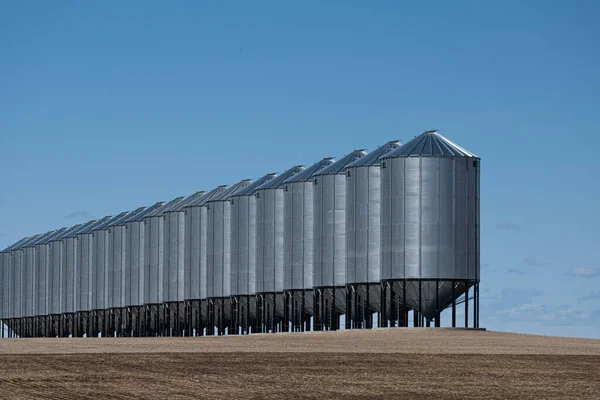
35, 244, 50, 317
207, 201, 231, 298
230, 195, 256, 296
381, 157, 479, 280
163, 212, 185, 303
346, 165, 381, 284
1, 253, 9, 319
92, 230, 110, 310
313, 173, 347, 288
63, 237, 77, 314
144, 216, 164, 305
49, 241, 62, 315
125, 221, 144, 306
108, 226, 126, 309
256, 188, 285, 293
24, 247, 36, 317
77, 234, 93, 312
283, 181, 314, 291
184, 206, 207, 300
10, 251, 22, 318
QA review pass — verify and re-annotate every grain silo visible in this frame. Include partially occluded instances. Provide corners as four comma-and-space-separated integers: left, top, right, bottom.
158, 193, 203, 337
230, 173, 276, 334
23, 231, 56, 336
106, 208, 146, 337
313, 150, 367, 331
283, 158, 334, 332
183, 186, 227, 337
11, 235, 40, 337
91, 213, 129, 337
345, 141, 401, 329
123, 203, 163, 337
380, 130, 480, 328
141, 197, 185, 337
1, 237, 33, 338
35, 227, 70, 337
71, 217, 110, 337
255, 165, 304, 333
206, 179, 251, 335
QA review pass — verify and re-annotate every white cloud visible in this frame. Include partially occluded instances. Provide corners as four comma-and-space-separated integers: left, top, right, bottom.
566, 268, 600, 278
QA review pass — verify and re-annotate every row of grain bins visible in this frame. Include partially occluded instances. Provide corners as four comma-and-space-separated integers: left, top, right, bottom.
0, 131, 480, 338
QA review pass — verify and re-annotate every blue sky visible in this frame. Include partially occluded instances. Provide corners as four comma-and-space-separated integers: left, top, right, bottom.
1, 1, 599, 338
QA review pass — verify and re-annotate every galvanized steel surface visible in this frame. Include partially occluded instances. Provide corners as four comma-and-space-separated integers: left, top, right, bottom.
346, 141, 400, 285
125, 220, 145, 306
231, 174, 276, 296
184, 186, 229, 302
207, 180, 251, 298
313, 150, 366, 289
283, 158, 335, 290
381, 134, 480, 282
163, 211, 185, 302
108, 224, 127, 308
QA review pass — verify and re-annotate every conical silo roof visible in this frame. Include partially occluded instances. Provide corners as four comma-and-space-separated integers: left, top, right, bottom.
381, 130, 478, 158
24, 231, 56, 248
346, 141, 401, 167
314, 149, 367, 175
284, 158, 335, 183
184, 185, 228, 208
12, 234, 41, 250
66, 216, 112, 237
37, 227, 71, 245
169, 191, 206, 211
125, 202, 165, 223
233, 173, 277, 196
92, 212, 130, 232
143, 197, 185, 217
2, 236, 32, 252
108, 207, 147, 227
257, 165, 304, 190
209, 179, 252, 202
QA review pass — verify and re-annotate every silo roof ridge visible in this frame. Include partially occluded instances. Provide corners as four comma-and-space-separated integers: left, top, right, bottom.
233, 173, 277, 196
257, 165, 304, 190
145, 197, 186, 217
209, 179, 252, 202
23, 230, 56, 248
1, 236, 32, 252
347, 140, 401, 167
382, 130, 478, 158
284, 158, 335, 183
125, 202, 165, 222
107, 207, 147, 227
314, 149, 367, 175
92, 212, 130, 232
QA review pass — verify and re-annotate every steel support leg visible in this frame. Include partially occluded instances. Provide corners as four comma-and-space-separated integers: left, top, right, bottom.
465, 281, 469, 328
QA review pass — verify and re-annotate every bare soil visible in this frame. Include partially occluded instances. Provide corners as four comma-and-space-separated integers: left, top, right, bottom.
0, 329, 599, 399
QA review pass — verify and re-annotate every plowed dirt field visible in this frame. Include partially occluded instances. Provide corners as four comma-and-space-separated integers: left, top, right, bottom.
1, 329, 599, 399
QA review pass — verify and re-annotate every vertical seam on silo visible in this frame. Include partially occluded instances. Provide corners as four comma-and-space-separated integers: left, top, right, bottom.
437, 157, 440, 279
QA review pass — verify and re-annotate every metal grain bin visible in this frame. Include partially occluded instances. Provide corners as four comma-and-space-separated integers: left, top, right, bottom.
23, 231, 56, 317
162, 193, 204, 304
124, 203, 164, 307
206, 180, 252, 299
70, 217, 111, 313
255, 166, 304, 294
1, 237, 31, 320
313, 150, 366, 291
106, 208, 145, 310
230, 174, 276, 297
34, 228, 70, 317
283, 158, 335, 291
380, 130, 480, 319
143, 198, 185, 305
12, 235, 41, 319
346, 141, 401, 286
183, 186, 227, 302
91, 213, 129, 311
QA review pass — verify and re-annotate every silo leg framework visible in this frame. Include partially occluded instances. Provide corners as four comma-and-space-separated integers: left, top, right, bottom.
0, 131, 480, 338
